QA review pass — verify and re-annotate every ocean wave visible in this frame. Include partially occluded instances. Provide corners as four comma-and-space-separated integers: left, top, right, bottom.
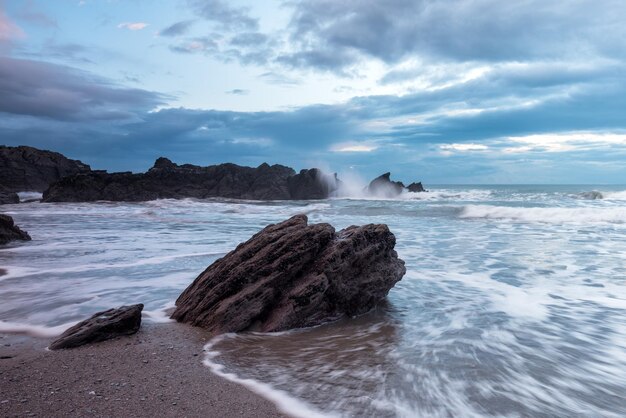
204, 334, 333, 418
459, 205, 626, 223
603, 190, 626, 200
0, 320, 71, 338
576, 191, 604, 200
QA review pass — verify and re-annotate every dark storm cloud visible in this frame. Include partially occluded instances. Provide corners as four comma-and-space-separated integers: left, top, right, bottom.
158, 20, 195, 37
0, 56, 167, 120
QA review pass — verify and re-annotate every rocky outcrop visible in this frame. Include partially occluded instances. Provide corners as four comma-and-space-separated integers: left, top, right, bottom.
0, 214, 31, 245
49, 304, 143, 350
367, 172, 406, 197
42, 158, 338, 202
0, 185, 19, 205
366, 173, 426, 197
407, 182, 426, 193
0, 146, 91, 192
172, 215, 405, 334
288, 168, 339, 200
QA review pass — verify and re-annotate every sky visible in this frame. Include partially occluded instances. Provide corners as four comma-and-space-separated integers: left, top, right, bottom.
1, 0, 626, 184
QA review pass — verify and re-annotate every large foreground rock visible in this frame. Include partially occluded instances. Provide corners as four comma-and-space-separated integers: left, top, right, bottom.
43, 158, 339, 202
0, 214, 31, 245
172, 215, 405, 334
0, 145, 91, 192
49, 304, 143, 350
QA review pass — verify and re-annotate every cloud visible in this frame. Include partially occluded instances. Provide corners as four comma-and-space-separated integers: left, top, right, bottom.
14, 1, 57, 28
0, 9, 24, 41
331, 142, 378, 152
117, 22, 148, 31
186, 0, 258, 31
158, 20, 194, 37
440, 143, 489, 152
279, 0, 626, 73
226, 89, 249, 95
0, 56, 167, 120
169, 36, 218, 54
501, 132, 626, 153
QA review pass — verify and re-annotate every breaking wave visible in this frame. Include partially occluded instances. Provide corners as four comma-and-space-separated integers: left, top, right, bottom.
459, 205, 626, 223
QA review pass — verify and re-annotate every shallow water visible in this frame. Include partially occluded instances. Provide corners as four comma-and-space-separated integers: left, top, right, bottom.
1, 185, 626, 417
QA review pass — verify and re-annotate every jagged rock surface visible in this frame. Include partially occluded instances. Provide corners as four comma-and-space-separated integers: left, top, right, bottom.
0, 214, 31, 245
0, 145, 91, 192
49, 304, 144, 350
288, 168, 339, 199
172, 215, 405, 334
43, 158, 341, 202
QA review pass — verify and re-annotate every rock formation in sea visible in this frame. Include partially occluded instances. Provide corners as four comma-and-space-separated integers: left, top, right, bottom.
49, 304, 144, 350
171, 214, 405, 334
367, 173, 426, 197
287, 168, 340, 199
0, 145, 91, 193
407, 182, 426, 193
0, 214, 31, 245
42, 158, 337, 202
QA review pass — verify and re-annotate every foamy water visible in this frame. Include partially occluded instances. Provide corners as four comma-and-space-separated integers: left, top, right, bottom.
1, 185, 626, 417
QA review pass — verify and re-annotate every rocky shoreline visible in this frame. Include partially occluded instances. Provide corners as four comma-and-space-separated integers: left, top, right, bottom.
0, 145, 426, 204
0, 323, 286, 418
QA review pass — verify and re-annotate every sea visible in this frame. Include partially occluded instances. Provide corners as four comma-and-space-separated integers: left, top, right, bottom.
1, 185, 625, 417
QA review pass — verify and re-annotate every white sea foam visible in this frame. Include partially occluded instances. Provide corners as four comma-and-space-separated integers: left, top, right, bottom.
459, 204, 626, 223
17, 191, 43, 202
0, 320, 72, 337
603, 190, 626, 200
204, 334, 334, 418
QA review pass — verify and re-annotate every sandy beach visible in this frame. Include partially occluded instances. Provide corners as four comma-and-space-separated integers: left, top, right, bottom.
0, 323, 286, 418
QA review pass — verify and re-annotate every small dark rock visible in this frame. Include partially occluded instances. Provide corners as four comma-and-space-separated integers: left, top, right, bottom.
0, 214, 31, 245
49, 304, 143, 350
407, 182, 426, 193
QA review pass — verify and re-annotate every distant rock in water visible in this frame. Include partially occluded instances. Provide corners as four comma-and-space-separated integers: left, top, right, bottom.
0, 214, 31, 245
43, 157, 337, 202
367, 172, 405, 198
172, 214, 405, 334
288, 168, 340, 199
407, 182, 426, 193
578, 191, 603, 200
366, 173, 426, 197
0, 145, 91, 193
49, 304, 143, 350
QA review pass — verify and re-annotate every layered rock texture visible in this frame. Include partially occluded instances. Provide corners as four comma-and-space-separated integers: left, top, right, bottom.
43, 158, 339, 202
0, 146, 91, 192
0, 214, 31, 245
49, 304, 143, 350
367, 173, 426, 197
172, 215, 405, 334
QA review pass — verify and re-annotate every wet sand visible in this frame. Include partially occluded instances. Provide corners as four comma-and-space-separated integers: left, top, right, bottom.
0, 322, 286, 418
